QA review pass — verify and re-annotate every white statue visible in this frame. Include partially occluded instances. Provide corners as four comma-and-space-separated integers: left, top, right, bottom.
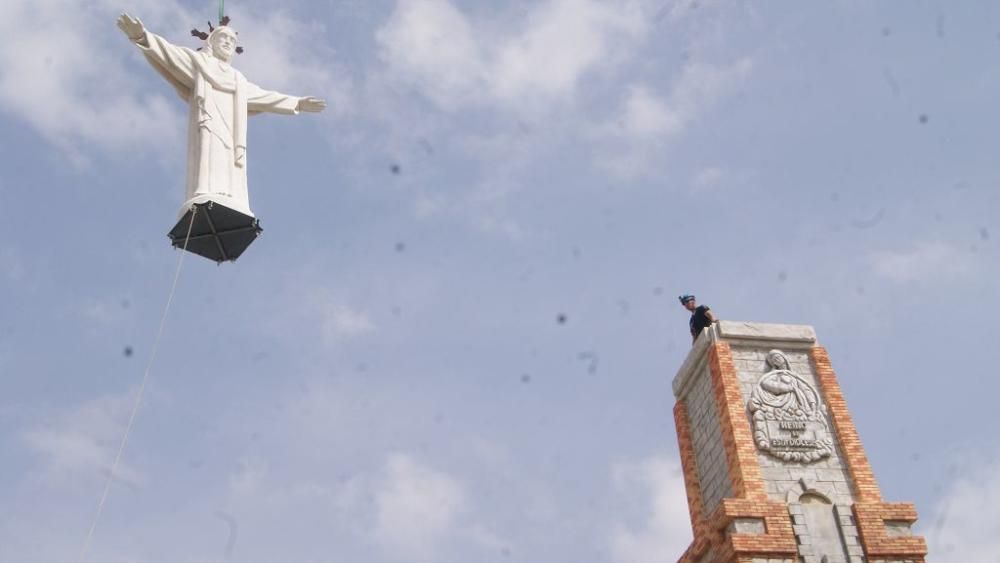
117, 13, 326, 219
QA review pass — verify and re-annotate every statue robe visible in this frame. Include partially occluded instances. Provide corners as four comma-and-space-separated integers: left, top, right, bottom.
132, 31, 301, 217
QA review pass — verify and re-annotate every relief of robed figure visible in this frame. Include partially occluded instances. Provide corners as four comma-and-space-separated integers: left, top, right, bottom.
749, 350, 835, 463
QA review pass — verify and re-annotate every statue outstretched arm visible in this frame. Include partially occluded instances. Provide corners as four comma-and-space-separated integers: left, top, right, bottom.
297, 97, 327, 112
118, 13, 197, 90
246, 82, 327, 115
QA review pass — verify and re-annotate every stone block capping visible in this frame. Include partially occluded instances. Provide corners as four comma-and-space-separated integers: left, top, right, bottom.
671, 322, 928, 563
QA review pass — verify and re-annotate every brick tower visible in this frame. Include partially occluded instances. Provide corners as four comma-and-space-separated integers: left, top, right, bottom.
672, 321, 928, 563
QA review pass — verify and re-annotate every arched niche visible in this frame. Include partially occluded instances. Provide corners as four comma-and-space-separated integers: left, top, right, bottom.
791, 491, 850, 563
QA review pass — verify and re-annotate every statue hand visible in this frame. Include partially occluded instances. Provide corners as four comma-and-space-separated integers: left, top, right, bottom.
117, 13, 145, 42
235, 146, 246, 168
296, 97, 327, 113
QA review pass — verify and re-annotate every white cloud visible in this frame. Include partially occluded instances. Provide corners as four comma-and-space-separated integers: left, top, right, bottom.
612, 59, 752, 141
80, 296, 133, 326
375, 0, 485, 108
0, 245, 26, 282
291, 288, 376, 342
594, 58, 751, 178
414, 192, 448, 218
871, 241, 976, 283
667, 58, 753, 124
325, 304, 377, 339
229, 455, 270, 497
21, 392, 142, 488
620, 86, 683, 138
0, 0, 187, 160
609, 456, 692, 563
926, 455, 1000, 562
409, 171, 531, 241
321, 302, 376, 340
490, 0, 647, 104
692, 166, 724, 190
376, 0, 648, 111
654, 0, 722, 24
373, 453, 467, 558
370, 0, 752, 232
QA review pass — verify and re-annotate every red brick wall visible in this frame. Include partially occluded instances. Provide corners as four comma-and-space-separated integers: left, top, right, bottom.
709, 343, 768, 501
809, 346, 881, 503
674, 400, 705, 537
675, 342, 798, 562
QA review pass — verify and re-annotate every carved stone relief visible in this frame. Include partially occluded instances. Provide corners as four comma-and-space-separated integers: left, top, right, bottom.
749, 350, 834, 463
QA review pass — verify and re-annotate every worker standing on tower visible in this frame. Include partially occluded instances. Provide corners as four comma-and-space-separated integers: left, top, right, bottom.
679, 294, 718, 344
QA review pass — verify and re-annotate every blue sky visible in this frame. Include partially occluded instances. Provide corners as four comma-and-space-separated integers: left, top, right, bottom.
1, 1, 998, 561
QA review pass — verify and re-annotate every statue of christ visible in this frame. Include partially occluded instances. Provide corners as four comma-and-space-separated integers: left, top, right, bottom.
117, 13, 326, 219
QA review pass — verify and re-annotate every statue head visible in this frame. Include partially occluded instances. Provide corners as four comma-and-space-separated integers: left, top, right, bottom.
208, 26, 238, 62
766, 349, 790, 371
191, 16, 244, 60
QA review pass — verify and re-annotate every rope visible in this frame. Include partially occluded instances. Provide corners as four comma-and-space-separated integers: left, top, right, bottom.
220, 0, 225, 23
76, 207, 198, 563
